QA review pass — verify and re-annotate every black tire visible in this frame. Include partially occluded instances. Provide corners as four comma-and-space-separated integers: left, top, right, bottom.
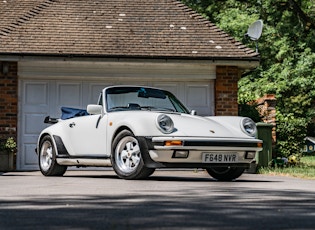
39, 135, 67, 176
111, 130, 155, 179
206, 167, 245, 181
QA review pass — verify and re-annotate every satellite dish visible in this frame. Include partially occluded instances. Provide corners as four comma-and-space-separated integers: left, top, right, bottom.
246, 20, 263, 41
245, 20, 263, 53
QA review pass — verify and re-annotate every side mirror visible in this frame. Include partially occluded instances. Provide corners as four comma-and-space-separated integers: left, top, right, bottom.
190, 110, 197, 115
87, 104, 103, 115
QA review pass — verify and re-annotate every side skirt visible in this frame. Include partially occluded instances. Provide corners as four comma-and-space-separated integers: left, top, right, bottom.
56, 158, 112, 167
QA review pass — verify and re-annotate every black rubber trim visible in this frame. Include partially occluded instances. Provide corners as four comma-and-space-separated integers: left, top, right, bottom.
137, 136, 165, 168
96, 115, 101, 128
152, 139, 261, 148
53, 135, 110, 159
183, 141, 260, 148
53, 135, 70, 156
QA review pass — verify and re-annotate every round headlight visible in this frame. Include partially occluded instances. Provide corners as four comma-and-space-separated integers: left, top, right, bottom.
241, 118, 257, 137
156, 114, 174, 134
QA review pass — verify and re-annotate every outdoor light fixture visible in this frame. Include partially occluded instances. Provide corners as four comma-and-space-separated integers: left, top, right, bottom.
1, 62, 9, 75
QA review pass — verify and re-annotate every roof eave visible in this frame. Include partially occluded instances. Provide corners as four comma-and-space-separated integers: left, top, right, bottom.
0, 52, 260, 69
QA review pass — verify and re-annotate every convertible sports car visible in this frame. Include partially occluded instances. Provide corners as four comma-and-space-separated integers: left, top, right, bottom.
36, 85, 263, 181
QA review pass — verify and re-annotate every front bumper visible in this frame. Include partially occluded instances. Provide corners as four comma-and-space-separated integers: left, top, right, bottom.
138, 136, 263, 168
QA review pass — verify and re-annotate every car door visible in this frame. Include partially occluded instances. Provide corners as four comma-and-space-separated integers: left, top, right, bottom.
64, 114, 108, 156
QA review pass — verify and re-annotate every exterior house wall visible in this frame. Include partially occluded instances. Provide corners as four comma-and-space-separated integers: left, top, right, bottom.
0, 61, 242, 170
1, 63, 242, 137
215, 66, 239, 116
0, 61, 18, 140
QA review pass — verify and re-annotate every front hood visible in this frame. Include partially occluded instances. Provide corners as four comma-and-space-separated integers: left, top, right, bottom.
109, 111, 253, 139
168, 113, 250, 139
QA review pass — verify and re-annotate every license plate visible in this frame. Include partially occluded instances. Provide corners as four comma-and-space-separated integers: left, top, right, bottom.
202, 153, 238, 163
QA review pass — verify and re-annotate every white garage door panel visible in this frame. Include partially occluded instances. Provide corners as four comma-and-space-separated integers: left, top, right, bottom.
19, 80, 215, 170
18, 60, 216, 170
186, 83, 214, 115
19, 80, 118, 170
20, 82, 51, 170
87, 83, 113, 104
152, 82, 180, 97
24, 144, 37, 165
57, 83, 82, 107
25, 114, 47, 134
25, 83, 48, 106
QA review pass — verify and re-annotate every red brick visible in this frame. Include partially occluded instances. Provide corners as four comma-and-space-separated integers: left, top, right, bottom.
0, 62, 18, 138
215, 66, 239, 116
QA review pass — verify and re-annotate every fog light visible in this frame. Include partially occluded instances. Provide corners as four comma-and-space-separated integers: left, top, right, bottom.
173, 150, 189, 158
245, 151, 256, 159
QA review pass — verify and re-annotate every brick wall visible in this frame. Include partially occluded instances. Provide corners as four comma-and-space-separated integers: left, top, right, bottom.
215, 66, 239, 116
256, 94, 277, 143
0, 61, 18, 140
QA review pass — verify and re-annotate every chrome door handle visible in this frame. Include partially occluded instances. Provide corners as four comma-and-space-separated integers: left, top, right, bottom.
69, 122, 76, 128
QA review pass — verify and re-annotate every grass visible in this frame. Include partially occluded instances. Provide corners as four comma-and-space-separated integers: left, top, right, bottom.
258, 155, 315, 180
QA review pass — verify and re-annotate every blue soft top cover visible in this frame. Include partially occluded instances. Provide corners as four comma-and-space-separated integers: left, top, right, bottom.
61, 107, 89, 120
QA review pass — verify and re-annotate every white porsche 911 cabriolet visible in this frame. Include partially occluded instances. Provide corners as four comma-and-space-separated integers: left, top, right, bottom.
36, 85, 263, 181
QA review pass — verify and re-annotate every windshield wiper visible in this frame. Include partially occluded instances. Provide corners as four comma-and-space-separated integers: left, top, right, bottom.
141, 106, 175, 112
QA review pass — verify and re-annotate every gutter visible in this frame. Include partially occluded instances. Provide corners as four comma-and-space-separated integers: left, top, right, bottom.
0, 52, 260, 62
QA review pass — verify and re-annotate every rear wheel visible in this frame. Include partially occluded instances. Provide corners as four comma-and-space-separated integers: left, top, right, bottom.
111, 130, 155, 179
39, 135, 67, 176
206, 167, 245, 181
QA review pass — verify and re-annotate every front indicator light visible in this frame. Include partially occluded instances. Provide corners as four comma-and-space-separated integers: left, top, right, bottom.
165, 140, 183, 146
173, 150, 189, 158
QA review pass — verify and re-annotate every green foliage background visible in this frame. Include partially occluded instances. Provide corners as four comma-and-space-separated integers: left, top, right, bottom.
182, 0, 315, 157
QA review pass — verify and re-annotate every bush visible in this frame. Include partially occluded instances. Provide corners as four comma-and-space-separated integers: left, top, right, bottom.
276, 112, 311, 158
0, 137, 17, 153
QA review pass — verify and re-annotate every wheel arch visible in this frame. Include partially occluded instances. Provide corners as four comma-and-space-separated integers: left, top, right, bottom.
37, 133, 53, 155
110, 128, 155, 179
38, 133, 67, 176
37, 133, 68, 157
111, 126, 133, 144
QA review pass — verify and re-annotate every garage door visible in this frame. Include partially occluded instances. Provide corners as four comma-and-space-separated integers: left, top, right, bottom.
18, 60, 215, 170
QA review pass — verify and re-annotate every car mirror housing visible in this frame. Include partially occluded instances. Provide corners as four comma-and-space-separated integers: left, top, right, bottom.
87, 104, 103, 115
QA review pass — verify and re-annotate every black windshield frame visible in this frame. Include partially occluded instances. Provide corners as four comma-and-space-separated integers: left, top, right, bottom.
105, 86, 190, 114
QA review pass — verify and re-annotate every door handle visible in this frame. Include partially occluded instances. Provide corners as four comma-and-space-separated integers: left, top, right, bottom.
69, 122, 76, 128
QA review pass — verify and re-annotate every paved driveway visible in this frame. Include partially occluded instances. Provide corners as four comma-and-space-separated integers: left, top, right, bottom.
0, 170, 314, 230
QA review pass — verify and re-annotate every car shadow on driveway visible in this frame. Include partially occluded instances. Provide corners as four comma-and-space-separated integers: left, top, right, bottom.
1, 171, 314, 230
59, 170, 278, 183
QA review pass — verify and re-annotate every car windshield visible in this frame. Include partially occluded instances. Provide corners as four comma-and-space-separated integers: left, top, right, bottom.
105, 86, 189, 113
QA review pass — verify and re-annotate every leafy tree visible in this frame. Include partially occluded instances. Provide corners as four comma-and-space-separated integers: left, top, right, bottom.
182, 0, 315, 157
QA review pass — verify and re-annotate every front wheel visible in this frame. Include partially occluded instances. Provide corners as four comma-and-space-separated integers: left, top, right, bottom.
111, 130, 155, 179
206, 167, 245, 181
39, 135, 67, 176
